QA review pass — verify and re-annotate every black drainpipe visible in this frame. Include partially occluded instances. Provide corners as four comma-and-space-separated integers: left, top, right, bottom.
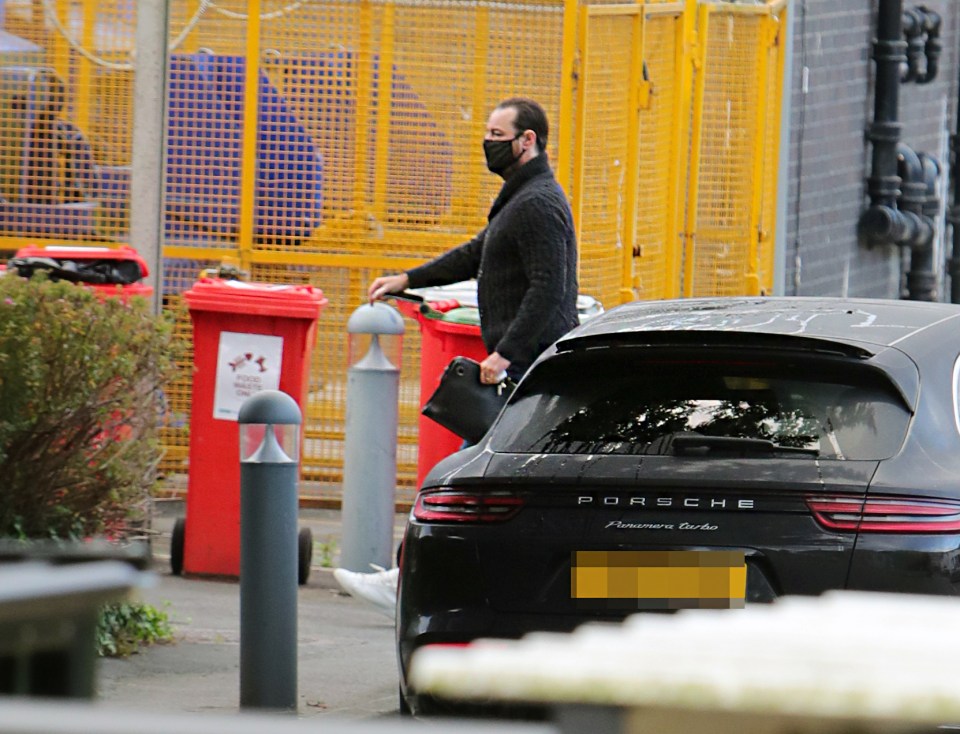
900, 146, 938, 301
859, 0, 941, 301
858, 0, 912, 249
949, 97, 960, 303
901, 7, 925, 83
915, 6, 941, 84
901, 6, 941, 84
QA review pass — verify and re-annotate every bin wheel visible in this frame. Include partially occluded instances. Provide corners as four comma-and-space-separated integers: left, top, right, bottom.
298, 527, 313, 585
170, 517, 185, 576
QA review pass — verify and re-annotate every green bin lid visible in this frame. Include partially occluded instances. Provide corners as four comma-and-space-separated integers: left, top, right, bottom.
439, 306, 480, 326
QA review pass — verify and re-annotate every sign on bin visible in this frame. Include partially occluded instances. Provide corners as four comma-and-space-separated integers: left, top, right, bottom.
214, 331, 284, 420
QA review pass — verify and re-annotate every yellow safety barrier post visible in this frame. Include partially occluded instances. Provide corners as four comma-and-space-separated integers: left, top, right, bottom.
238, 0, 262, 275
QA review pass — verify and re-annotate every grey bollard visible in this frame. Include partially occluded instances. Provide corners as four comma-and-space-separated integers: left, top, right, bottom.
340, 302, 404, 573
238, 390, 301, 711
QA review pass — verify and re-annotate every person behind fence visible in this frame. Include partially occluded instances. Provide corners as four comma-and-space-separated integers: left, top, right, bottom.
367, 96, 579, 385
335, 98, 580, 616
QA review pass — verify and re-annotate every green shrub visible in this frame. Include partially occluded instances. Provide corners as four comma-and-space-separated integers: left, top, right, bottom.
0, 274, 173, 539
97, 601, 173, 657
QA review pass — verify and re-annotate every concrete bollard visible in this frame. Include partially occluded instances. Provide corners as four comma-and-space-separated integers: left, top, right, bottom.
238, 390, 301, 711
340, 302, 405, 573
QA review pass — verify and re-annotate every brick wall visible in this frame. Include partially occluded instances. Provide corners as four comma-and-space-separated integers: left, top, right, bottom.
783, 0, 959, 300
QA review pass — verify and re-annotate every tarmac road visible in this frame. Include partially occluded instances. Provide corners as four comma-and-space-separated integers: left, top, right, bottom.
95, 500, 407, 718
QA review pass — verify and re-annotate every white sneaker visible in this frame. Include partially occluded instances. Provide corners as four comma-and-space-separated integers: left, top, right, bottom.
333, 565, 399, 619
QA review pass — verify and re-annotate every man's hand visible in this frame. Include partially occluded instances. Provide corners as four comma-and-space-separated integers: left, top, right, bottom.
368, 273, 410, 302
480, 352, 511, 385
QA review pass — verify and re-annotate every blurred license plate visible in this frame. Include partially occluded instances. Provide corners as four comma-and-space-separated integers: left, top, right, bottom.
571, 550, 746, 610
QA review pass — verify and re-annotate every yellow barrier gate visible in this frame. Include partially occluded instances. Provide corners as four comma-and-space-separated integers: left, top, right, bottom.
0, 0, 788, 503
684, 0, 787, 297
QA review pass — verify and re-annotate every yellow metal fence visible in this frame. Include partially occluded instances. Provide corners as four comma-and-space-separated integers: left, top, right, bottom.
0, 0, 787, 502
684, 1, 786, 297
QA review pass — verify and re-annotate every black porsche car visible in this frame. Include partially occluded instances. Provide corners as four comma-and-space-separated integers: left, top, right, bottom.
397, 296, 960, 715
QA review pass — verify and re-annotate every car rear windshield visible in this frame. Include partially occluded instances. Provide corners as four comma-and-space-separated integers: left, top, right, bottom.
491, 349, 911, 459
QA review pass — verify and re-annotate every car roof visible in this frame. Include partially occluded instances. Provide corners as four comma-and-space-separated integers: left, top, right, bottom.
563, 297, 960, 351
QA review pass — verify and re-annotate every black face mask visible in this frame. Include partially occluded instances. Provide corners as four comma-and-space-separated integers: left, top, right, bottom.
483, 134, 522, 175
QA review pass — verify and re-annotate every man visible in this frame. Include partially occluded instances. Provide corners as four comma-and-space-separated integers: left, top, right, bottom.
339, 99, 580, 616
368, 97, 579, 384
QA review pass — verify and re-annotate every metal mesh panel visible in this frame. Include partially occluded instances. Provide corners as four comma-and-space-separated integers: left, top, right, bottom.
159, 294, 194, 477
3, 1, 47, 50
0, 0, 133, 246
248, 0, 566, 258
688, 9, 763, 297
634, 7, 683, 300
88, 66, 132, 168
384, 4, 486, 236
258, 2, 365, 250
157, 258, 217, 480
167, 54, 245, 247
576, 8, 634, 310
758, 7, 786, 295
191, 0, 249, 53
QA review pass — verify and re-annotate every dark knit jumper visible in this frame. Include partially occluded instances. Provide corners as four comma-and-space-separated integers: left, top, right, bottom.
406, 154, 579, 377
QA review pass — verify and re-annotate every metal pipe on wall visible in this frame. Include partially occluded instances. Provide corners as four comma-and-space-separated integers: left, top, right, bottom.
914, 6, 942, 84
858, 0, 943, 301
901, 7, 925, 83
858, 0, 909, 248
949, 32, 960, 303
898, 144, 937, 300
909, 152, 941, 301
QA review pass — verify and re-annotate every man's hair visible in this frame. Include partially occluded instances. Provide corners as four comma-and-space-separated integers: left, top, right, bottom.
497, 97, 548, 153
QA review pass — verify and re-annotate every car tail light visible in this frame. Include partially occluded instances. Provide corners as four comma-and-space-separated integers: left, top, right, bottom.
806, 495, 960, 533
413, 488, 524, 523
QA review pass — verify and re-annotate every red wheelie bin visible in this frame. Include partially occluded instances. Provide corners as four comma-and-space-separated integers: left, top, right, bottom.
173, 278, 327, 582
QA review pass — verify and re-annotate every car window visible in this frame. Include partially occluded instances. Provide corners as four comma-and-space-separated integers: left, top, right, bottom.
491, 350, 911, 459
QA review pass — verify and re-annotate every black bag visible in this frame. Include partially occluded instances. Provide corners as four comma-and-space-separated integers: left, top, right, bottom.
7, 256, 143, 285
422, 357, 516, 445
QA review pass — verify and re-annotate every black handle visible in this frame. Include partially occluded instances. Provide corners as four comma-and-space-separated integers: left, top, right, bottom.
382, 291, 425, 305
382, 291, 446, 318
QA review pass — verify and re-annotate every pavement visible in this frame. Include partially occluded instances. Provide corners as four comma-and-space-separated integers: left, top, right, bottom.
94, 498, 410, 720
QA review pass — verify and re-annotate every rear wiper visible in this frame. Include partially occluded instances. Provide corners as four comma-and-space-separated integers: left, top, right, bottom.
669, 433, 819, 457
